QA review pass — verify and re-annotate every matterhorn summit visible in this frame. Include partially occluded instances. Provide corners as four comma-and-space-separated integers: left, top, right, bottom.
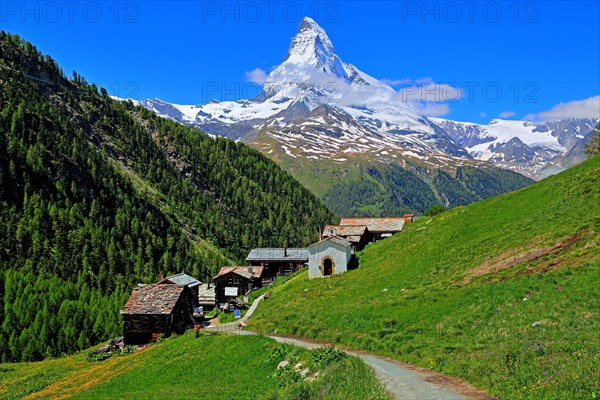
262, 17, 398, 107
128, 17, 598, 180
280, 17, 342, 74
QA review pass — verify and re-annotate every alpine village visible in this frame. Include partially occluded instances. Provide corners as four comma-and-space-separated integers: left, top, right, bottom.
1, 6, 600, 400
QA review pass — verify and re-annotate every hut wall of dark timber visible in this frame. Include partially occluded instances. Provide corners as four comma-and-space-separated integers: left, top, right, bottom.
212, 267, 263, 306
245, 248, 309, 282
121, 284, 196, 345
159, 272, 202, 308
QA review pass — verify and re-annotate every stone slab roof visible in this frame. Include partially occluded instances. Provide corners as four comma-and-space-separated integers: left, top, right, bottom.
163, 272, 201, 288
339, 218, 405, 233
214, 266, 265, 281
246, 248, 309, 262
121, 284, 185, 315
324, 225, 368, 237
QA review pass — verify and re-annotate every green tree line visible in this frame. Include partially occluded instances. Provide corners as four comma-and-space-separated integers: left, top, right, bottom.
322, 163, 532, 217
0, 32, 335, 362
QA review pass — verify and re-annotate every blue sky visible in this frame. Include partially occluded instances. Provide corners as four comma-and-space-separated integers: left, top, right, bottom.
2, 1, 599, 122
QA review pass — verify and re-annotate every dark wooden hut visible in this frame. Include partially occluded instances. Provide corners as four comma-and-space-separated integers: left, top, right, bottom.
159, 272, 202, 307
212, 266, 264, 307
120, 283, 195, 345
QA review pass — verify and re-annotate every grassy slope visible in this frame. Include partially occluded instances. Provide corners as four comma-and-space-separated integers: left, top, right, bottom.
250, 155, 600, 399
0, 332, 389, 400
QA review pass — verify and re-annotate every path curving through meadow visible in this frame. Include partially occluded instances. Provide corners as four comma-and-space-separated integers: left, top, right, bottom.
211, 295, 494, 400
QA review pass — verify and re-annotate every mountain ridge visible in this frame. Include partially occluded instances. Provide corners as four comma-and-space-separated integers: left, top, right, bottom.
431, 117, 599, 179
120, 17, 542, 216
125, 17, 597, 183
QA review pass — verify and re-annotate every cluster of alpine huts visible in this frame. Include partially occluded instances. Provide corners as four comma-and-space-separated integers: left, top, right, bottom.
120, 216, 412, 344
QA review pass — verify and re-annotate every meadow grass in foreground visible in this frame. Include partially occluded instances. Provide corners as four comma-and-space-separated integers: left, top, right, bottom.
250, 155, 600, 399
0, 331, 389, 399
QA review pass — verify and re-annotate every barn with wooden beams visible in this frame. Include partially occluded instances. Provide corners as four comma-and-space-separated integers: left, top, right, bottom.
120, 283, 196, 345
322, 224, 370, 252
212, 266, 265, 307
245, 248, 309, 281
338, 216, 412, 243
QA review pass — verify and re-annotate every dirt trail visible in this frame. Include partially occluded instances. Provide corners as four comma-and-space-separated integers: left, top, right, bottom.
213, 295, 494, 400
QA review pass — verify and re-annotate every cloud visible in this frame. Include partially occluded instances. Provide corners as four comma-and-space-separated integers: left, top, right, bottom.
381, 77, 434, 86
479, 112, 487, 118
414, 77, 434, 85
245, 68, 268, 84
527, 95, 600, 121
417, 103, 451, 117
381, 78, 413, 86
499, 111, 515, 118
398, 83, 463, 102
262, 67, 457, 117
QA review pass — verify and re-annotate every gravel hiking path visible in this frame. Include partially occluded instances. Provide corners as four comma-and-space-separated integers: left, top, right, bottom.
209, 296, 494, 400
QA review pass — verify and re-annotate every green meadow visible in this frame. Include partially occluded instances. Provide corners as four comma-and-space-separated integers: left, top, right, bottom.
0, 332, 389, 399
250, 155, 600, 399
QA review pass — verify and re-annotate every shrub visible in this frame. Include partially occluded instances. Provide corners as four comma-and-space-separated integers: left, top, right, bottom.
424, 204, 447, 216
270, 365, 302, 388
311, 346, 346, 369
85, 351, 112, 362
268, 344, 299, 365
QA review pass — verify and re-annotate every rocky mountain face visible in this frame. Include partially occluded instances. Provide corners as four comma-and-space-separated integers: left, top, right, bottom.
123, 17, 597, 215
128, 17, 468, 163
431, 118, 599, 179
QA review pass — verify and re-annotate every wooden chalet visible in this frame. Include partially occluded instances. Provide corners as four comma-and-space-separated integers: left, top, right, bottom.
212, 266, 265, 307
120, 283, 196, 345
338, 217, 411, 242
245, 248, 308, 281
323, 225, 370, 252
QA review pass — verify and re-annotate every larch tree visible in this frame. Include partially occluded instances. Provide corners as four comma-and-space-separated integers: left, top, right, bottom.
584, 125, 600, 156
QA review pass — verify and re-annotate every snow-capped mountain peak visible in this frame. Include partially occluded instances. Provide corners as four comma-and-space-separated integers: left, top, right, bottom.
264, 17, 362, 102
282, 17, 339, 70
125, 17, 599, 181
264, 17, 396, 100
430, 117, 599, 178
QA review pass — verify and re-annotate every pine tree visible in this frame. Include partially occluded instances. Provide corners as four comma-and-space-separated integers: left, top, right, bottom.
0, 31, 336, 361
584, 125, 600, 156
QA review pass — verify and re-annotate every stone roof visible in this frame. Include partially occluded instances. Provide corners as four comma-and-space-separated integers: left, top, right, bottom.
120, 284, 185, 315
246, 248, 309, 262
339, 218, 405, 233
323, 225, 368, 237
214, 266, 265, 281
309, 236, 352, 248
345, 235, 363, 243
163, 272, 201, 288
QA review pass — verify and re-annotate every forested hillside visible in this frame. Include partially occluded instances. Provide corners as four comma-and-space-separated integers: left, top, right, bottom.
0, 32, 335, 362
320, 163, 532, 217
